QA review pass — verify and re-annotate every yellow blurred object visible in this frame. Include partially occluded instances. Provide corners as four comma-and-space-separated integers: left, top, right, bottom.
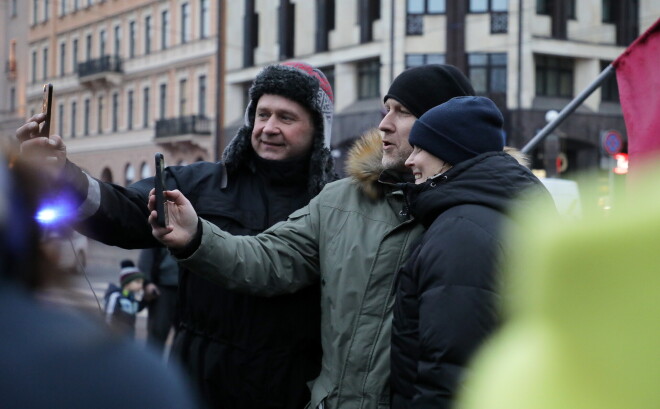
457, 167, 660, 409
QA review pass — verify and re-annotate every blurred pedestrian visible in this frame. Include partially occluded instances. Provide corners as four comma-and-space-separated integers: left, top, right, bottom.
391, 96, 551, 408
0, 155, 202, 409
456, 161, 660, 409
104, 259, 147, 337
138, 247, 179, 354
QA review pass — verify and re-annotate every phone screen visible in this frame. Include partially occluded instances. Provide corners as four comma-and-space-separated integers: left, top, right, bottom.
154, 153, 169, 228
40, 83, 53, 137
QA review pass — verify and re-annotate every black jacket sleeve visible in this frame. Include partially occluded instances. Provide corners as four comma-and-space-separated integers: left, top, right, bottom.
65, 160, 224, 250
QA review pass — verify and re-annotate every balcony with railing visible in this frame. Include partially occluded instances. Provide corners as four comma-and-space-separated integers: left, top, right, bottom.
155, 115, 211, 146
77, 55, 123, 86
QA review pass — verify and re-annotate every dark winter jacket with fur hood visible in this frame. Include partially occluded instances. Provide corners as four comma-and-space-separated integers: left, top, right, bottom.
61, 63, 337, 409
390, 151, 551, 409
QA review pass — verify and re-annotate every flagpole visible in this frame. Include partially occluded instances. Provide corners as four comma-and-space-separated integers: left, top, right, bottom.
521, 64, 616, 154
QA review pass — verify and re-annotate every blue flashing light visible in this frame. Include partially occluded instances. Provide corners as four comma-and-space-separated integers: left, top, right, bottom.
36, 207, 59, 224
34, 196, 76, 227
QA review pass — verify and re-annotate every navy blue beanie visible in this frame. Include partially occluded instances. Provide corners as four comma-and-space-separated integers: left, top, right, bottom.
409, 96, 505, 165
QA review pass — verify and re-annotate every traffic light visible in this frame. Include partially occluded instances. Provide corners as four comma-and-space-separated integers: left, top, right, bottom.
613, 153, 629, 175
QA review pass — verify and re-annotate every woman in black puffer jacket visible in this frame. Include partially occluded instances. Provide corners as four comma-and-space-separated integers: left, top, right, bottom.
391, 97, 552, 409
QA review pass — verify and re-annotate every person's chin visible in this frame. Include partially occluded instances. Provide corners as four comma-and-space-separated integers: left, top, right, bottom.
257, 151, 285, 161
382, 155, 405, 171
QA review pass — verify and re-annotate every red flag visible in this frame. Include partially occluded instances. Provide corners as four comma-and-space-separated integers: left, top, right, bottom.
613, 18, 660, 168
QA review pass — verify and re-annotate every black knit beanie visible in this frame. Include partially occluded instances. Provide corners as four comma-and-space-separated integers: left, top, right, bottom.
384, 64, 475, 118
409, 96, 505, 166
119, 259, 145, 288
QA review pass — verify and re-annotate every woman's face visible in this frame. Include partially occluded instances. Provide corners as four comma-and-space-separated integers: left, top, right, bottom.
405, 146, 450, 184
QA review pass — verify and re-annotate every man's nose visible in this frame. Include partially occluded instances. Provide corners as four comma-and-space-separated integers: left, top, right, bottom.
263, 116, 279, 134
378, 112, 393, 132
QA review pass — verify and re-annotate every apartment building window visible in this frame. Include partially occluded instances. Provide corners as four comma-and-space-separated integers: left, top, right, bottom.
358, 0, 380, 43
535, 54, 573, 98
243, 0, 258, 67
469, 0, 507, 12
100, 29, 107, 57
468, 53, 507, 94
278, 0, 295, 59
74, 0, 80, 11
33, 0, 38, 24
60, 0, 66, 15
42, 47, 48, 80
129, 21, 136, 58
98, 96, 104, 134
600, 61, 619, 102
405, 53, 445, 68
8, 40, 17, 77
536, 0, 576, 19
316, 0, 335, 52
112, 93, 119, 132
114, 25, 121, 56
181, 3, 191, 44
198, 75, 207, 117
200, 0, 210, 38
72, 38, 79, 72
407, 0, 445, 14
88, 0, 93, 7
31, 51, 37, 82
71, 101, 77, 138
58, 103, 64, 136
127, 90, 134, 130
84, 98, 90, 136
179, 79, 188, 116
59, 43, 66, 75
9, 87, 16, 112
85, 34, 92, 61
161, 10, 170, 49
143, 87, 150, 127
125, 164, 135, 186
357, 59, 380, 100
319, 65, 335, 94
11, 0, 18, 17
470, 0, 508, 32
145, 16, 152, 54
602, 0, 613, 22
140, 162, 150, 179
43, 0, 50, 21
602, 0, 638, 45
159, 83, 167, 118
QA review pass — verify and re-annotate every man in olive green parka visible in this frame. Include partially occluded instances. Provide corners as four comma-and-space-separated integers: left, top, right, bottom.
151, 65, 476, 409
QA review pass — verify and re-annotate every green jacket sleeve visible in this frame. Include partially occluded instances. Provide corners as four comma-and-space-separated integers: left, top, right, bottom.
177, 204, 321, 297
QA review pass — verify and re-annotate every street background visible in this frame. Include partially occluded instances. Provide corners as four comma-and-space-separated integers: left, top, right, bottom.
40, 239, 149, 344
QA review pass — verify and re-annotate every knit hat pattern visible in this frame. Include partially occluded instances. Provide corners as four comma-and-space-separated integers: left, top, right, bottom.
119, 259, 145, 288
384, 64, 475, 118
409, 96, 505, 166
222, 62, 335, 196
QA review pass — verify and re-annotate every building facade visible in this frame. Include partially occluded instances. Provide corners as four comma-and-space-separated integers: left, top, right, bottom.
223, 0, 659, 181
0, 0, 29, 149
21, 0, 216, 185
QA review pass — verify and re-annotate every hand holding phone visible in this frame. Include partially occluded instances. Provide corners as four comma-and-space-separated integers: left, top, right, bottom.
154, 153, 169, 228
40, 83, 53, 137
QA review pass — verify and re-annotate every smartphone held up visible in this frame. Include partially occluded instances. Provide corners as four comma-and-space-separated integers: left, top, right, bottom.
154, 153, 169, 228
40, 83, 53, 138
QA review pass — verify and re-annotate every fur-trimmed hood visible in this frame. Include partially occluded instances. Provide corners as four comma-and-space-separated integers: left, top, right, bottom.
222, 63, 336, 196
345, 128, 531, 200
